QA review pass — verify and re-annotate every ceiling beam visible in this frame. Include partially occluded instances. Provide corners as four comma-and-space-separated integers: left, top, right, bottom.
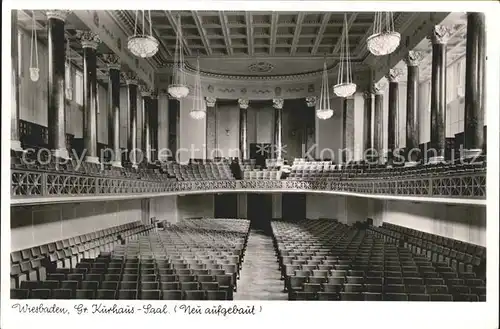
332, 13, 358, 55
164, 10, 192, 57
192, 11, 212, 56
290, 12, 305, 56
219, 12, 233, 56
245, 12, 254, 56
269, 12, 279, 55
311, 13, 331, 55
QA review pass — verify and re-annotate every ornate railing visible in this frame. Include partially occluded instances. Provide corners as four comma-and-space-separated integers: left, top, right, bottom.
11, 168, 486, 204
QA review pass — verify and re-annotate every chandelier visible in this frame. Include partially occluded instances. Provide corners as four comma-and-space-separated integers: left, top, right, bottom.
127, 10, 159, 58
333, 13, 356, 98
316, 61, 333, 120
29, 11, 39, 82
190, 56, 206, 120
367, 12, 400, 56
168, 14, 189, 99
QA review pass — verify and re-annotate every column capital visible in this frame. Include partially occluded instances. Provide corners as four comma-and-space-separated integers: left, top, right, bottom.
372, 81, 387, 94
140, 85, 152, 97
238, 98, 249, 109
123, 72, 138, 85
305, 96, 316, 108
102, 53, 121, 70
150, 90, 158, 99
205, 97, 217, 108
387, 68, 404, 83
77, 30, 101, 49
272, 98, 284, 110
46, 10, 71, 22
404, 50, 425, 67
429, 25, 453, 44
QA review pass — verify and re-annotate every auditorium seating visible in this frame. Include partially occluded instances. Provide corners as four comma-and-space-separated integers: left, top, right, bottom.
10, 222, 154, 291
11, 218, 250, 300
272, 219, 486, 301
368, 223, 486, 278
287, 158, 486, 181
165, 162, 235, 181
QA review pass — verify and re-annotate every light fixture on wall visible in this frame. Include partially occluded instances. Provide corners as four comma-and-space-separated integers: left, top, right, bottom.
127, 10, 159, 58
316, 61, 333, 120
367, 12, 400, 56
29, 11, 39, 82
333, 14, 356, 98
190, 56, 206, 120
168, 14, 189, 99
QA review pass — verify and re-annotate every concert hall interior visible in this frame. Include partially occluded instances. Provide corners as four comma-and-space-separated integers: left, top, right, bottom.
8, 9, 488, 302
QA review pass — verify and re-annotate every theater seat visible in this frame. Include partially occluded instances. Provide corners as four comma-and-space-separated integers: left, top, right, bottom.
184, 290, 205, 300
52, 289, 73, 299
11, 289, 29, 299
162, 290, 182, 300
75, 289, 95, 299
206, 290, 227, 300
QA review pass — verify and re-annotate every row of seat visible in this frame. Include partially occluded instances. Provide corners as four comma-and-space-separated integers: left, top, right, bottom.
369, 224, 485, 277
271, 219, 486, 302
10, 222, 154, 290
11, 288, 228, 300
11, 218, 250, 300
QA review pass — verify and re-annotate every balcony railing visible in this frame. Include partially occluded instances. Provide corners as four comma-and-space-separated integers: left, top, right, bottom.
11, 168, 486, 205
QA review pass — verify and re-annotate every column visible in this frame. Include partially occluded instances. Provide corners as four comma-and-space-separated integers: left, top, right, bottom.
341, 98, 348, 163
125, 73, 139, 168
362, 91, 373, 159
387, 68, 403, 166
47, 10, 71, 158
273, 98, 284, 160
429, 25, 451, 163
205, 97, 217, 159
238, 98, 249, 160
463, 13, 486, 159
11, 10, 22, 151
103, 54, 122, 167
78, 30, 101, 163
150, 91, 159, 163
405, 51, 424, 165
372, 82, 386, 163
141, 86, 152, 164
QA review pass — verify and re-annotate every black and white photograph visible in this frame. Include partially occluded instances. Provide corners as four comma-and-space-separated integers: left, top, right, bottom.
2, 1, 499, 329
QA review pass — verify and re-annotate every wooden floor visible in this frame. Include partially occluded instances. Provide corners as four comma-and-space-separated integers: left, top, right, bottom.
234, 229, 287, 300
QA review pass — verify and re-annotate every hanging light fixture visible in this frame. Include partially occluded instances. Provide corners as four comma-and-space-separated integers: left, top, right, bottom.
127, 10, 159, 58
190, 56, 206, 120
367, 12, 400, 56
65, 39, 73, 100
29, 11, 39, 82
168, 14, 189, 99
333, 13, 357, 98
316, 61, 333, 120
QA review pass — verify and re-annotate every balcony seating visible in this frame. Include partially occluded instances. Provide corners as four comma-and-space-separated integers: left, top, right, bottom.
287, 158, 486, 182
11, 218, 250, 300
165, 162, 235, 181
10, 149, 174, 182
272, 219, 485, 301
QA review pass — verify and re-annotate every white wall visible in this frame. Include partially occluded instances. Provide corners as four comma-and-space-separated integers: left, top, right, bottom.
272, 193, 282, 219
149, 195, 177, 224
176, 194, 214, 220
179, 96, 207, 163
11, 199, 143, 251
315, 97, 343, 161
380, 200, 486, 247
216, 103, 240, 158
352, 93, 365, 160
255, 106, 273, 144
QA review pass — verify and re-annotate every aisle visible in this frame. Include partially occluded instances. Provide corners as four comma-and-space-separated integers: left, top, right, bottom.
234, 229, 287, 300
